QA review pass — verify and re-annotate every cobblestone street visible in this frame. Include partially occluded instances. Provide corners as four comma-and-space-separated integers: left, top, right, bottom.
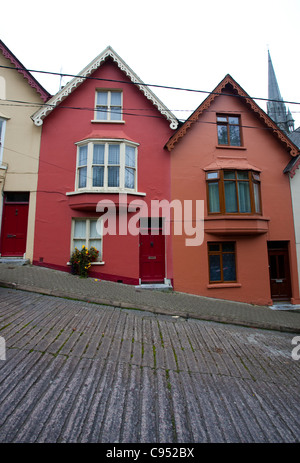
0, 287, 300, 443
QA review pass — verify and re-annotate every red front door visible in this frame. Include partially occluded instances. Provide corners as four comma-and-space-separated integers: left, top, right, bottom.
139, 220, 165, 283
1, 194, 29, 257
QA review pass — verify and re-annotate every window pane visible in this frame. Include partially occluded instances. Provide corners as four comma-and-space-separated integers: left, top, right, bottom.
110, 92, 121, 106
108, 166, 119, 187
253, 182, 261, 213
207, 172, 219, 180
229, 125, 241, 146
126, 145, 136, 167
209, 254, 221, 281
217, 125, 228, 144
97, 91, 108, 105
224, 181, 238, 212
229, 117, 239, 125
217, 116, 227, 122
224, 171, 235, 179
208, 182, 220, 213
74, 239, 86, 250
222, 242, 235, 252
74, 220, 86, 238
90, 220, 101, 238
108, 145, 120, 164
237, 171, 248, 179
110, 107, 122, 120
78, 167, 87, 188
223, 253, 236, 281
208, 244, 220, 252
78, 146, 87, 166
96, 107, 108, 120
238, 181, 251, 212
93, 166, 104, 187
125, 167, 135, 189
93, 145, 105, 164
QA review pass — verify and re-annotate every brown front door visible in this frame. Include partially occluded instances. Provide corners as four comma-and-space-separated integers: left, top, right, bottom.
268, 242, 292, 301
0, 193, 29, 257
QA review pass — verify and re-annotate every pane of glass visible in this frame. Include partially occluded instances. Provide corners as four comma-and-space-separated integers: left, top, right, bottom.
222, 242, 235, 252
90, 220, 101, 238
108, 145, 120, 164
110, 92, 121, 106
96, 107, 108, 120
209, 254, 221, 281
125, 167, 135, 189
229, 125, 241, 146
277, 255, 285, 278
223, 253, 236, 281
125, 145, 136, 167
208, 244, 220, 252
93, 166, 104, 187
97, 91, 108, 105
229, 116, 239, 125
89, 240, 101, 254
253, 182, 261, 213
74, 239, 86, 250
207, 172, 219, 179
238, 181, 251, 212
237, 171, 249, 179
74, 220, 86, 238
217, 125, 228, 144
78, 146, 87, 166
110, 107, 122, 120
108, 166, 119, 187
217, 116, 227, 122
224, 181, 238, 212
78, 167, 87, 188
93, 145, 105, 164
208, 182, 220, 213
224, 171, 235, 179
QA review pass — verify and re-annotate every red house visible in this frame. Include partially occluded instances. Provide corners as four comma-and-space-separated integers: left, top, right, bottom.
166, 75, 300, 306
32, 47, 178, 285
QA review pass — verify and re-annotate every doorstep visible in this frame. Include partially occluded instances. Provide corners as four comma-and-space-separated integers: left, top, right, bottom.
0, 257, 30, 266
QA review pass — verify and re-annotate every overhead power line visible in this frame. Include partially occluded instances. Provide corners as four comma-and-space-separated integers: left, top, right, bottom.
1, 63, 300, 107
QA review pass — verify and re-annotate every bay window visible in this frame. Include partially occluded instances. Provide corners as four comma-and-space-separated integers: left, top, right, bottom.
206, 170, 261, 215
76, 140, 138, 191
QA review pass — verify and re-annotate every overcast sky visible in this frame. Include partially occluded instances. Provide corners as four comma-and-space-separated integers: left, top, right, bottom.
2, 0, 300, 127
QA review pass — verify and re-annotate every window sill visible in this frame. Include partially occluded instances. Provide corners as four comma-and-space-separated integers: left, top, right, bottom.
67, 261, 105, 266
207, 283, 241, 289
0, 164, 7, 170
91, 120, 125, 124
66, 190, 146, 196
216, 145, 247, 150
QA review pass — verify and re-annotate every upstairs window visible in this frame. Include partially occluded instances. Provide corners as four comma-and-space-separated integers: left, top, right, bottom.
206, 170, 261, 215
217, 115, 241, 146
0, 118, 6, 165
95, 90, 122, 121
76, 140, 138, 192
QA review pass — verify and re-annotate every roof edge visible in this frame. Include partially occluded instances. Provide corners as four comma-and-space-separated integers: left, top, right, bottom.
165, 74, 300, 157
0, 40, 51, 102
31, 46, 178, 129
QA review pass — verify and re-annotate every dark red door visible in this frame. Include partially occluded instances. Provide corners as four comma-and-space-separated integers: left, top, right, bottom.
1, 199, 29, 257
139, 225, 165, 283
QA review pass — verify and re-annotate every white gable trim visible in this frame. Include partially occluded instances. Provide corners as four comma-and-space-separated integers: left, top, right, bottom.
31, 46, 178, 129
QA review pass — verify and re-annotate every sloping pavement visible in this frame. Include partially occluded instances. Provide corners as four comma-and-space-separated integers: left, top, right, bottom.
0, 263, 300, 334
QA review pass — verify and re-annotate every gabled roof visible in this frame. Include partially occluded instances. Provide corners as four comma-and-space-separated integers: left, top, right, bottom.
31, 46, 179, 129
0, 40, 51, 102
165, 74, 299, 157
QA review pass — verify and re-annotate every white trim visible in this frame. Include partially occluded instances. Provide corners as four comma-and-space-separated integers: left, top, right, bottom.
0, 119, 7, 165
71, 217, 103, 262
31, 46, 178, 129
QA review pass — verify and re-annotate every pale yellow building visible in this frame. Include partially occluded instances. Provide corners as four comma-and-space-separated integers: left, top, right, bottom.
0, 40, 50, 262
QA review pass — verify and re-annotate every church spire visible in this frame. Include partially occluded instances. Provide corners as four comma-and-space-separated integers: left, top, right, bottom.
267, 50, 294, 133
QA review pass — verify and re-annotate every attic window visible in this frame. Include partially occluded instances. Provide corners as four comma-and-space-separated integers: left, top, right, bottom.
217, 115, 242, 146
95, 90, 122, 121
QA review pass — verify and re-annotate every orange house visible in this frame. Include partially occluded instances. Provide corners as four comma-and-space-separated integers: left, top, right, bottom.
166, 75, 300, 306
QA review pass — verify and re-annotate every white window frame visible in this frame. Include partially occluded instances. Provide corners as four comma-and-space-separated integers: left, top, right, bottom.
0, 118, 7, 165
75, 139, 139, 193
94, 89, 123, 122
71, 218, 103, 262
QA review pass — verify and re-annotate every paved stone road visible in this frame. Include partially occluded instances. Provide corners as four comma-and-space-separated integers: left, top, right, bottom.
0, 287, 300, 443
